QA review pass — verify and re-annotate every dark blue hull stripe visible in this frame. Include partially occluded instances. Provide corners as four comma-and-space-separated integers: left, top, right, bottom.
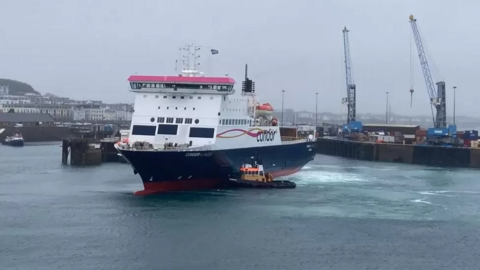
120, 141, 316, 183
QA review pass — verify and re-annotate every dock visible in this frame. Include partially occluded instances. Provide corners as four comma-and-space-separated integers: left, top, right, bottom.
316, 137, 480, 168
61, 138, 124, 166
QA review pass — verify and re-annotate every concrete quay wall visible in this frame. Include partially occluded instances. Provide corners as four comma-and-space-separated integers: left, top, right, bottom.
316, 138, 479, 168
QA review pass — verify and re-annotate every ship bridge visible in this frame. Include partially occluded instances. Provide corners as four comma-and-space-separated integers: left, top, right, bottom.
128, 75, 236, 95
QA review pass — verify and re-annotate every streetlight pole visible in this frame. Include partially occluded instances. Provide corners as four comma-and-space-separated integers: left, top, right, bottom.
315, 92, 318, 128
453, 86, 457, 126
281, 90, 285, 126
385, 92, 389, 124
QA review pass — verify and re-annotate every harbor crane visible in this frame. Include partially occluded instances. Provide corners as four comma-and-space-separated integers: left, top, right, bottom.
409, 15, 457, 145
341, 27, 362, 135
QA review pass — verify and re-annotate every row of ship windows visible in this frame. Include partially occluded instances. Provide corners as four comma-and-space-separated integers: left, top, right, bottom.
132, 124, 215, 138
150, 116, 250, 126
154, 105, 244, 113
153, 117, 198, 124
157, 106, 196, 111
132, 83, 233, 91
141, 95, 246, 105
221, 119, 250, 126
143, 95, 215, 100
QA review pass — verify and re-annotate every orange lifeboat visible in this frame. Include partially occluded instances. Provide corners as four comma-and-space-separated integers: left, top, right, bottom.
255, 103, 274, 116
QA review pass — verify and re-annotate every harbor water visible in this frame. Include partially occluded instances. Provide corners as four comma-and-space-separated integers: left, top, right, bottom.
1, 143, 480, 269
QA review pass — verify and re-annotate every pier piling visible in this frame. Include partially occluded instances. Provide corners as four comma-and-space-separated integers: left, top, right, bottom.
61, 138, 120, 165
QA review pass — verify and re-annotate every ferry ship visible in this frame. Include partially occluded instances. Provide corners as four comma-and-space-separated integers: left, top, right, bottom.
115, 45, 316, 195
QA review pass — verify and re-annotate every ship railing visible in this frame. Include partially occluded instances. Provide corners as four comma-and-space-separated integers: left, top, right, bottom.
280, 138, 313, 145
115, 141, 219, 152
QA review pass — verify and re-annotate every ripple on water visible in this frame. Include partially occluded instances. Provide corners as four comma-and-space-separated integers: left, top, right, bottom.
3, 149, 480, 269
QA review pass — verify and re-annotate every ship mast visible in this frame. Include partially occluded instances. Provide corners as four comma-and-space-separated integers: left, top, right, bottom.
179, 44, 202, 77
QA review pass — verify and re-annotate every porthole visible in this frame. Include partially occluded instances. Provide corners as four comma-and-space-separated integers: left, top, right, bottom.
150, 117, 155, 122
195, 119, 199, 124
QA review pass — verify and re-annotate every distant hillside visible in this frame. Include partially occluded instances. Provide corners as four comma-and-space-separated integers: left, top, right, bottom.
0, 78, 40, 96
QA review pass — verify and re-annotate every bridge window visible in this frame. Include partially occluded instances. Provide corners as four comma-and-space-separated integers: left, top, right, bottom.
157, 124, 178, 135
157, 117, 165, 123
132, 125, 156, 136
176, 118, 183, 124
166, 117, 174, 123
131, 83, 233, 91
189, 127, 215, 138
185, 118, 193, 124
130, 82, 142, 89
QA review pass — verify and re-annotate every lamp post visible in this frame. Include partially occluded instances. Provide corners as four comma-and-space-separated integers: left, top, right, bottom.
281, 90, 285, 126
453, 86, 457, 126
315, 92, 318, 127
385, 91, 389, 124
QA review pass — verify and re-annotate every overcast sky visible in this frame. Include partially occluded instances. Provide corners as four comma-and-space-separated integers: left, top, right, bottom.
1, 0, 478, 117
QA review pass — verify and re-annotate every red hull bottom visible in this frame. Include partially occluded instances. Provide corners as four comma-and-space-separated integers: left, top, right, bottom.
134, 179, 222, 195
134, 166, 304, 195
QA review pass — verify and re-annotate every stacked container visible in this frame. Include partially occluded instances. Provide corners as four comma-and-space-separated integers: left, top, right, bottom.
463, 130, 479, 147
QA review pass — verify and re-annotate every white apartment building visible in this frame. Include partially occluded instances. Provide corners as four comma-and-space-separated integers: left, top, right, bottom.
0, 85, 9, 95
103, 109, 117, 121
115, 110, 133, 121
0, 95, 31, 105
84, 108, 106, 121
71, 108, 86, 121
0, 104, 40, 113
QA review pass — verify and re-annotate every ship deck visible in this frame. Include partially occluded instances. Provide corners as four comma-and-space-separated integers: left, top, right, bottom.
115, 138, 313, 152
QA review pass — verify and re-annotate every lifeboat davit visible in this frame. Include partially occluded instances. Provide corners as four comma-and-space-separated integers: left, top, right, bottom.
255, 103, 274, 116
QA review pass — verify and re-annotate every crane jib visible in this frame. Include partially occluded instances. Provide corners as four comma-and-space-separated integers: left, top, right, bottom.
409, 15, 447, 129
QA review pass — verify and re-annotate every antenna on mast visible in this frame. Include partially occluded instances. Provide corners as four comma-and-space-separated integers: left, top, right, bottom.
179, 44, 202, 77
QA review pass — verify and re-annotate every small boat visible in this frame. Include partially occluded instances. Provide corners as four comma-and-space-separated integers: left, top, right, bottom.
2, 131, 24, 147
228, 156, 296, 189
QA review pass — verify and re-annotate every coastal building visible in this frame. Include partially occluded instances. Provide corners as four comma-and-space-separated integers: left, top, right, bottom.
0, 85, 9, 95
0, 113, 55, 127
72, 108, 86, 121
0, 104, 72, 121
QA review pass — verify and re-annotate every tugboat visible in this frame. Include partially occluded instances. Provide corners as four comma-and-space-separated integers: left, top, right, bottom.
228, 156, 296, 189
2, 131, 24, 147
